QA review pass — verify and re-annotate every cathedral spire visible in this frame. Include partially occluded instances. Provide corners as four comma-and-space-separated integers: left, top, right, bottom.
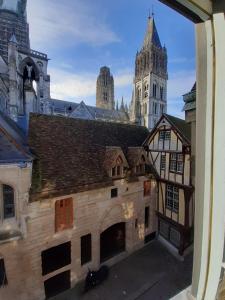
143, 16, 162, 49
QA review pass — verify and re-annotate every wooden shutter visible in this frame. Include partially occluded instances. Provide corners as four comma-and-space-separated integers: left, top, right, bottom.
55, 198, 73, 232
144, 181, 151, 196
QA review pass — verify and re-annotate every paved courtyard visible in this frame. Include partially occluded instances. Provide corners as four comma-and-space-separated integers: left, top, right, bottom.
52, 241, 193, 300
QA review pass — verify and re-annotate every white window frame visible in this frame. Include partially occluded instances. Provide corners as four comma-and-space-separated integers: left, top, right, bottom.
166, 184, 179, 212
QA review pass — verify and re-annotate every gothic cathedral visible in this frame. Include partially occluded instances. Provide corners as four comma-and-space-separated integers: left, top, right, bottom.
0, 0, 50, 130
130, 16, 168, 130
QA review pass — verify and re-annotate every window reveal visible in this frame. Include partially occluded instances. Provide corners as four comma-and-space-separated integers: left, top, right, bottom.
81, 234, 92, 265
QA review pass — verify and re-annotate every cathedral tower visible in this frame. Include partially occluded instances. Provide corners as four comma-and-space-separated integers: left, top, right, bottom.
130, 16, 168, 130
96, 66, 115, 110
0, 0, 30, 61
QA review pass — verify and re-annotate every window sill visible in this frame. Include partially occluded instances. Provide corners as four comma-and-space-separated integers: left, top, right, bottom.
0, 229, 22, 245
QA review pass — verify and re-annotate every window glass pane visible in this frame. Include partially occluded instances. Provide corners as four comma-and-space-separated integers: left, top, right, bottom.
166, 185, 179, 212
3, 185, 15, 219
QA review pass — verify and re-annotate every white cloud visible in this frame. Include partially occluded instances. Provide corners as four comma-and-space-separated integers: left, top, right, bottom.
27, 0, 120, 49
49, 67, 133, 101
168, 70, 196, 99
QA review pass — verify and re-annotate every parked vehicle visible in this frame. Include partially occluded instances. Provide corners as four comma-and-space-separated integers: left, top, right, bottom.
84, 265, 109, 292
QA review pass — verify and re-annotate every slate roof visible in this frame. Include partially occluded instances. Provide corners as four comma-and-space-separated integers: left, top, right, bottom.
49, 99, 129, 123
183, 82, 196, 112
0, 111, 32, 163
28, 114, 149, 201
164, 114, 191, 143
144, 17, 162, 49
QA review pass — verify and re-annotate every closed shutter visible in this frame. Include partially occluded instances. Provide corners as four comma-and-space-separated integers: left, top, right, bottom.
169, 228, 181, 247
55, 198, 73, 232
144, 181, 151, 196
159, 220, 169, 239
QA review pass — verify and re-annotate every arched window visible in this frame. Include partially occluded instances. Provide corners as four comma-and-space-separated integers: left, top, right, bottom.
3, 185, 15, 219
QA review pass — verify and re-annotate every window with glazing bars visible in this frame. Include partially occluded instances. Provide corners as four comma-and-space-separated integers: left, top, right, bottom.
159, 130, 171, 141
169, 153, 183, 173
166, 184, 179, 212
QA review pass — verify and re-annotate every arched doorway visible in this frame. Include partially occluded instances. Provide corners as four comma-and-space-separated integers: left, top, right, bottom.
100, 222, 126, 263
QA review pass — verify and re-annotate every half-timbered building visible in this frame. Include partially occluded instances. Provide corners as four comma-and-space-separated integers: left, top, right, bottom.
144, 114, 194, 255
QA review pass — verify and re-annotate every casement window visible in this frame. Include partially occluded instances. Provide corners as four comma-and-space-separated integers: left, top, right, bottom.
111, 188, 118, 198
159, 130, 171, 141
169, 153, 184, 173
145, 206, 150, 228
144, 180, 151, 196
2, 185, 15, 220
0, 259, 7, 287
81, 234, 92, 265
160, 155, 166, 170
166, 184, 179, 212
55, 198, 73, 232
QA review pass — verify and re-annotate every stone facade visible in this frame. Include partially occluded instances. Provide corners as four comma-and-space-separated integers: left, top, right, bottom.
0, 177, 157, 300
130, 17, 168, 130
96, 66, 115, 110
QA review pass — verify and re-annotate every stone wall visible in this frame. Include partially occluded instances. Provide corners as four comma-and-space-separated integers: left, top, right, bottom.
0, 176, 157, 300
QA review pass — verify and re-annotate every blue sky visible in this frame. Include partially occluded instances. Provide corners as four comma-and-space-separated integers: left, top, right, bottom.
27, 0, 196, 118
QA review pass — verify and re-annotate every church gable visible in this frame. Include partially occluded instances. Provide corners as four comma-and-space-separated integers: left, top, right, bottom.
70, 101, 94, 120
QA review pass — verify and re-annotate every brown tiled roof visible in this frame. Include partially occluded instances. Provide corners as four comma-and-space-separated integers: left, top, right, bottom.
28, 114, 149, 201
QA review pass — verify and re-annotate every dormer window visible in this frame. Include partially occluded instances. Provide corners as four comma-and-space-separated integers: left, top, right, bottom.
136, 155, 146, 175
111, 156, 124, 178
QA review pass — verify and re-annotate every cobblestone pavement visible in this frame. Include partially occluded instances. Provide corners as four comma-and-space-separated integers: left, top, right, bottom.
52, 241, 193, 300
